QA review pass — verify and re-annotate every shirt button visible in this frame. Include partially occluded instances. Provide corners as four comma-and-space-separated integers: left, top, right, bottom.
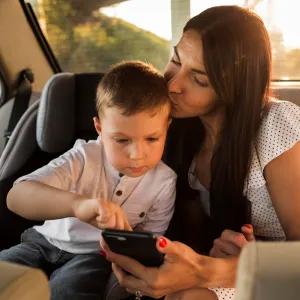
139, 212, 145, 218
116, 190, 122, 196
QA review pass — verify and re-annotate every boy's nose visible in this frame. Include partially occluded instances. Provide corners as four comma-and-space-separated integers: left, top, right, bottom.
129, 144, 145, 160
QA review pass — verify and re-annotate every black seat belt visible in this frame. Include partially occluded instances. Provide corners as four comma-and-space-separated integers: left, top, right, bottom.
4, 69, 34, 142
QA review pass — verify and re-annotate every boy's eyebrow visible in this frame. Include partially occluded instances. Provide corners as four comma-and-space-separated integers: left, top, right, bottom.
174, 46, 207, 76
112, 131, 163, 137
111, 132, 130, 138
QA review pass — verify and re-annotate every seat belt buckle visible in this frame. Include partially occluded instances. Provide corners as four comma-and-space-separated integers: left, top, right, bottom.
18, 69, 34, 86
4, 129, 12, 139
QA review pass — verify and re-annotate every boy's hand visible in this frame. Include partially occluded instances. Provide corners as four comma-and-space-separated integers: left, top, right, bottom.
73, 198, 132, 231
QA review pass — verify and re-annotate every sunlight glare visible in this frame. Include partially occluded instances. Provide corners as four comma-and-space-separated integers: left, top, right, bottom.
100, 0, 171, 40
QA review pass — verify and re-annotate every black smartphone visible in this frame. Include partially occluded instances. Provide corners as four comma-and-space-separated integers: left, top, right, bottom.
102, 229, 164, 267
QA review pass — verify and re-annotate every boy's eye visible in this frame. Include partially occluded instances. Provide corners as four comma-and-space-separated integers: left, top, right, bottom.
115, 138, 129, 144
146, 137, 159, 143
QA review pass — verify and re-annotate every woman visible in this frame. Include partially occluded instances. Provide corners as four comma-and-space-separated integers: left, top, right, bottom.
101, 5, 300, 300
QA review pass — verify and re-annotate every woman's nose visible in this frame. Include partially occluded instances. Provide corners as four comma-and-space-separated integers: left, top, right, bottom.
167, 74, 183, 94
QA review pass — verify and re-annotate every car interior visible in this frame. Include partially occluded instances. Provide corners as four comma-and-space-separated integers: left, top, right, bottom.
1, 0, 300, 299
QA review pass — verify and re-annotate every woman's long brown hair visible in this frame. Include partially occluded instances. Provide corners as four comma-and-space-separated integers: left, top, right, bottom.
184, 6, 272, 235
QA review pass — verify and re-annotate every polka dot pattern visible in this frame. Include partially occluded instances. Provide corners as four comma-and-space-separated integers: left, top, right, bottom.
209, 287, 236, 299
190, 100, 300, 299
246, 99, 300, 240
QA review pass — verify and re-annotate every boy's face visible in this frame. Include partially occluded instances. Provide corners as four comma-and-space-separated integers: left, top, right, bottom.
94, 104, 171, 178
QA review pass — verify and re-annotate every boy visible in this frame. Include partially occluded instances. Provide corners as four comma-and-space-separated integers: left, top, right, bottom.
1, 61, 176, 299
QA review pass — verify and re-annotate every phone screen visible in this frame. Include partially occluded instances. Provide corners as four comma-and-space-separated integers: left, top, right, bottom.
102, 229, 164, 267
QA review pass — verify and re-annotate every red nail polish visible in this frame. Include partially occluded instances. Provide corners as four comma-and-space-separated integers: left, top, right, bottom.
159, 237, 167, 248
244, 224, 251, 229
100, 250, 107, 258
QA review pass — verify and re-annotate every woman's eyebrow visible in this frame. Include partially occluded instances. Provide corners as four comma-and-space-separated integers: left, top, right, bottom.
173, 46, 180, 60
174, 46, 207, 76
191, 68, 207, 76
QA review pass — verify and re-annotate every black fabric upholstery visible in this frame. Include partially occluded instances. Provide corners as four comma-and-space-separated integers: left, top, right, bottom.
37, 73, 76, 153
0, 72, 104, 250
74, 73, 103, 141
0, 148, 56, 250
37, 73, 104, 153
0, 100, 40, 180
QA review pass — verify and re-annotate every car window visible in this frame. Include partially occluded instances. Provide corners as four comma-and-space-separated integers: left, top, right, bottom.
27, 0, 172, 73
191, 0, 300, 80
27, 0, 300, 80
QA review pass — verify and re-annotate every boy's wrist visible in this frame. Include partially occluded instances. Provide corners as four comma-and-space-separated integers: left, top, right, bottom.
70, 194, 85, 218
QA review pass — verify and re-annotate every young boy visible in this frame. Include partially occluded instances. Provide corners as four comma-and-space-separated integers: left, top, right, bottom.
1, 61, 176, 299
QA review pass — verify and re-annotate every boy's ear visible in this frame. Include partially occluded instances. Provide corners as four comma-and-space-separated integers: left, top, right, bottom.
93, 117, 102, 135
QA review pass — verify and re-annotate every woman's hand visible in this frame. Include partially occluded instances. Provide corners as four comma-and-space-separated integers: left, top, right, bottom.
209, 224, 255, 258
103, 237, 215, 299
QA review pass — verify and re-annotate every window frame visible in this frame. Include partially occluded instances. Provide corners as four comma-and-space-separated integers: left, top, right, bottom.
20, 0, 61, 73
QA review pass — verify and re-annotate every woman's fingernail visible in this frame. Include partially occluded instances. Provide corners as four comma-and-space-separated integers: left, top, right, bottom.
100, 250, 107, 258
159, 237, 167, 248
244, 224, 252, 230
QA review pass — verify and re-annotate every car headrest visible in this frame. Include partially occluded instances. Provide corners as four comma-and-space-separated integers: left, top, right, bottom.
37, 72, 104, 153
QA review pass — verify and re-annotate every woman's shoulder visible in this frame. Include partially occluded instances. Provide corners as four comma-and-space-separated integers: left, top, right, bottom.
255, 98, 300, 170
246, 99, 300, 192
262, 98, 300, 124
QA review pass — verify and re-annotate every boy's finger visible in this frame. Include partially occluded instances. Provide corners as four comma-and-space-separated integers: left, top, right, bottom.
98, 200, 111, 223
115, 212, 125, 230
122, 212, 133, 231
97, 213, 117, 229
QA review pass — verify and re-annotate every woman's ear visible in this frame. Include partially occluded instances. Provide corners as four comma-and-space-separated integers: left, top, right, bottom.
93, 117, 102, 136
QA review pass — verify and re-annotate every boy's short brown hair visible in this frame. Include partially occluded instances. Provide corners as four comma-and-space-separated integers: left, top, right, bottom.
96, 60, 170, 117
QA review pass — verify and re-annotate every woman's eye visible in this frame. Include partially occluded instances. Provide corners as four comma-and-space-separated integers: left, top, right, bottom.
171, 58, 181, 66
194, 77, 208, 88
146, 137, 159, 143
115, 138, 129, 144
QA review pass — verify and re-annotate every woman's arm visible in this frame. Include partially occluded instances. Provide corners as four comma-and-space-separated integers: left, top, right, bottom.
165, 287, 218, 300
264, 141, 300, 240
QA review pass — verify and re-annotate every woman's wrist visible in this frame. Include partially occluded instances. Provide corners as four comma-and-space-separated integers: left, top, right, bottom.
195, 255, 239, 288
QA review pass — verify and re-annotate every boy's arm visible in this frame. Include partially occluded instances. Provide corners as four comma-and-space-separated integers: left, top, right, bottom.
135, 174, 177, 236
7, 144, 85, 220
7, 181, 83, 220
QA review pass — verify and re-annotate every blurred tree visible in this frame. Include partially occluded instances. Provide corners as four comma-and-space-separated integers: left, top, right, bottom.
269, 30, 287, 79
37, 0, 170, 72
243, 0, 299, 79
285, 49, 300, 78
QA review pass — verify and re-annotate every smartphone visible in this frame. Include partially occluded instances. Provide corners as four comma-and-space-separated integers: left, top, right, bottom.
101, 229, 164, 267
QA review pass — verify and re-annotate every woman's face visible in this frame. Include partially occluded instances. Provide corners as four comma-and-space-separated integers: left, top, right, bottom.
164, 29, 219, 118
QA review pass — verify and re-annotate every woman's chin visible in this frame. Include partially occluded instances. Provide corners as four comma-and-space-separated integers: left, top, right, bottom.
170, 109, 196, 119
170, 108, 186, 118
